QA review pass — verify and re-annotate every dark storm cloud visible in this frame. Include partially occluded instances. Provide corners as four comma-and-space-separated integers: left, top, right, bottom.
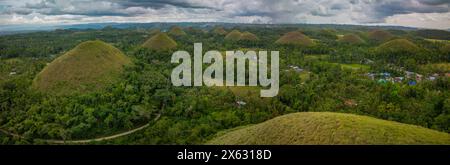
8, 0, 216, 17
417, 0, 450, 5
115, 0, 217, 10
367, 0, 449, 22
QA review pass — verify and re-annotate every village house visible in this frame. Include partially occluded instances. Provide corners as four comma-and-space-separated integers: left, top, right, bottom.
236, 101, 247, 107
288, 65, 304, 73
394, 77, 404, 83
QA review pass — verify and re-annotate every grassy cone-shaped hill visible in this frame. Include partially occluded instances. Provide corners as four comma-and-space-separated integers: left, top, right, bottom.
225, 30, 243, 41
275, 31, 314, 46
142, 32, 177, 51
213, 27, 227, 35
207, 112, 450, 145
33, 40, 132, 95
148, 28, 161, 35
368, 29, 394, 42
338, 34, 365, 44
376, 39, 420, 54
168, 26, 187, 36
240, 31, 259, 41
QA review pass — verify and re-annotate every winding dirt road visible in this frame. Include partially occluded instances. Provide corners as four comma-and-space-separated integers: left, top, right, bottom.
0, 113, 161, 144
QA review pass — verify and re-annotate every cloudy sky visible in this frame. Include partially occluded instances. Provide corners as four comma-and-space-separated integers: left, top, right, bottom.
0, 0, 449, 29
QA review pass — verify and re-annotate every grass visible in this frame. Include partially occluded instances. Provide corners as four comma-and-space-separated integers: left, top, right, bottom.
299, 71, 311, 81
340, 63, 370, 71
33, 40, 132, 95
142, 32, 177, 51
168, 26, 187, 36
377, 39, 420, 54
275, 31, 314, 46
338, 34, 365, 44
225, 30, 242, 41
240, 31, 259, 41
207, 112, 450, 145
304, 54, 329, 61
425, 39, 450, 43
368, 30, 394, 42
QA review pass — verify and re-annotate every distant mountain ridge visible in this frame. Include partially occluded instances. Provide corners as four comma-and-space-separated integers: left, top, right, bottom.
0, 22, 422, 35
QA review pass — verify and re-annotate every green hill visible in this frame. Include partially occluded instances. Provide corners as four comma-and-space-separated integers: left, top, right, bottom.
213, 27, 227, 35
33, 40, 132, 95
339, 34, 365, 44
415, 29, 450, 40
376, 39, 420, 54
148, 28, 161, 35
240, 31, 259, 41
186, 27, 203, 34
168, 26, 187, 36
225, 30, 242, 41
142, 32, 177, 51
318, 29, 338, 40
275, 31, 314, 46
207, 112, 450, 145
368, 30, 394, 42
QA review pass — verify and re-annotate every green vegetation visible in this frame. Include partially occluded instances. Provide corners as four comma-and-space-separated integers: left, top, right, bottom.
441, 44, 450, 54
32, 40, 132, 95
415, 29, 450, 40
142, 33, 178, 51
0, 24, 449, 145
208, 112, 450, 145
275, 31, 314, 46
212, 27, 227, 35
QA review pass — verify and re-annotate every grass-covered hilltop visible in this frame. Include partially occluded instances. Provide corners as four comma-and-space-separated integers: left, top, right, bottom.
0, 23, 449, 145
33, 40, 132, 95
275, 31, 315, 46
142, 32, 178, 51
208, 112, 450, 145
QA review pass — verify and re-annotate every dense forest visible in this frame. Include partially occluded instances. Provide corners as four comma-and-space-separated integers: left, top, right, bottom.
0, 25, 449, 144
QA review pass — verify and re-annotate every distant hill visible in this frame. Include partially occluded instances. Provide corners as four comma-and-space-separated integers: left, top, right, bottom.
415, 29, 450, 40
148, 28, 161, 35
240, 31, 259, 41
318, 29, 338, 40
368, 29, 394, 42
225, 30, 243, 41
142, 32, 177, 51
168, 26, 187, 36
275, 31, 314, 46
33, 40, 131, 95
338, 34, 365, 44
213, 27, 227, 35
185, 27, 203, 34
207, 112, 450, 145
376, 39, 420, 54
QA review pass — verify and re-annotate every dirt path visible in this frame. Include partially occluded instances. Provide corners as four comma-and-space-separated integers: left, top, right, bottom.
0, 113, 161, 144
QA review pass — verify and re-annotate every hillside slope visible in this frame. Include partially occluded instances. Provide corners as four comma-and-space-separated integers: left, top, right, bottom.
207, 112, 450, 145
33, 40, 131, 95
